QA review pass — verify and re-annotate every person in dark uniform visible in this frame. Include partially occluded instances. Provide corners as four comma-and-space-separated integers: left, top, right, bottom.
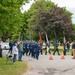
9, 40, 13, 54
63, 42, 67, 55
0, 45, 2, 58
32, 42, 36, 58
23, 41, 29, 56
29, 42, 33, 57
40, 43, 43, 55
53, 41, 60, 55
72, 41, 75, 59
35, 43, 40, 60
67, 41, 70, 52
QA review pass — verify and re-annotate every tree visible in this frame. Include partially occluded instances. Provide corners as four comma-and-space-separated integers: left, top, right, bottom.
30, 6, 74, 41
0, 0, 31, 41
27, 0, 56, 40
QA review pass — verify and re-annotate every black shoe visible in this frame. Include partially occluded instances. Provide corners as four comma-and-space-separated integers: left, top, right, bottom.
58, 54, 60, 55
72, 57, 75, 59
18, 60, 22, 61
53, 53, 55, 55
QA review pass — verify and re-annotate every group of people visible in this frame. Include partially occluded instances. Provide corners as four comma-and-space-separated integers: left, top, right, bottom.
53, 41, 70, 56
1, 39, 75, 64
8, 40, 42, 64
23, 41, 41, 59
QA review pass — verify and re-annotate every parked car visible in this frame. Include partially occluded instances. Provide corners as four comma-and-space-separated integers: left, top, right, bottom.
1, 42, 10, 50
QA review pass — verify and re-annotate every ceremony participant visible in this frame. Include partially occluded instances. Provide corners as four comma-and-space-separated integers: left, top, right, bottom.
29, 42, 33, 57
63, 35, 67, 55
53, 40, 60, 55
0, 45, 2, 58
0, 39, 2, 58
39, 33, 43, 55
67, 41, 70, 52
12, 43, 18, 64
35, 43, 40, 60
63, 42, 67, 55
45, 42, 51, 55
9, 40, 13, 54
17, 41, 23, 61
40, 43, 43, 55
72, 41, 75, 59
23, 41, 29, 56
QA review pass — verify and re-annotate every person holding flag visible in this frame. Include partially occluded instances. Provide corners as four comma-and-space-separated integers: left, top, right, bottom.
63, 35, 67, 55
53, 40, 60, 55
17, 32, 23, 61
72, 41, 75, 59
45, 33, 51, 55
39, 33, 43, 55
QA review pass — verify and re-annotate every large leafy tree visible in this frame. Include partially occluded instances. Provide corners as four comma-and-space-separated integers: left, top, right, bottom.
35, 7, 74, 41
28, 0, 74, 41
27, 0, 56, 40
0, 0, 31, 41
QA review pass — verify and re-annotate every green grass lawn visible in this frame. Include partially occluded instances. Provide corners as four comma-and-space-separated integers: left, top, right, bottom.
0, 57, 29, 75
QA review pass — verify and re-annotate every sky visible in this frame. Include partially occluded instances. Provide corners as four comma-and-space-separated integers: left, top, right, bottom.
21, 0, 75, 24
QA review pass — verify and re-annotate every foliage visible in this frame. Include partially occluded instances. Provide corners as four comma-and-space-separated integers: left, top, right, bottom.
29, 0, 73, 39
29, 4, 74, 41
0, 0, 31, 41
27, 0, 56, 40
21, 12, 30, 40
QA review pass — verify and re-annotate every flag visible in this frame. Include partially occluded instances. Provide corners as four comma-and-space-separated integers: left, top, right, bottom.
63, 35, 66, 43
45, 33, 50, 53
30, 35, 32, 42
39, 33, 42, 43
39, 33, 42, 50
24, 35, 26, 41
18, 32, 21, 42
46, 33, 49, 43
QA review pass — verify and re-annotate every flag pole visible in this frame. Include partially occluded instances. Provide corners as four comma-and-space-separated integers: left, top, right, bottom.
18, 32, 21, 42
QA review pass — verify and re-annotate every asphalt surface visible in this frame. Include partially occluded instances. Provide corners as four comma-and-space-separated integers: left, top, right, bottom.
3, 50, 75, 75
22, 54, 75, 75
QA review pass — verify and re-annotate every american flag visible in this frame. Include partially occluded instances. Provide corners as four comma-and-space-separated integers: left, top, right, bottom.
63, 35, 66, 43
18, 32, 21, 42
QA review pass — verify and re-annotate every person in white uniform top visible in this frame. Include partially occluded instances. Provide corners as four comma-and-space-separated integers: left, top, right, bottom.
12, 43, 18, 64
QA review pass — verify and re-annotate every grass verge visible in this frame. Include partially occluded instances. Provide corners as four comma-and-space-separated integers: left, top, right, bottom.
0, 57, 29, 75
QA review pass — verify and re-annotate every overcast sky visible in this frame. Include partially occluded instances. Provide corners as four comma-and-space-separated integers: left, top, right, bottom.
21, 0, 75, 24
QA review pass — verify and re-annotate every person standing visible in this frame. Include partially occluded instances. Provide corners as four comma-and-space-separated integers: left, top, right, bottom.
17, 41, 23, 61
12, 43, 18, 64
0, 40, 2, 58
0, 45, 2, 58
72, 41, 75, 59
9, 40, 13, 54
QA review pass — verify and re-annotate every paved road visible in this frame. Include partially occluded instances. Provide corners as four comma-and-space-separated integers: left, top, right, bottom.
22, 54, 75, 75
